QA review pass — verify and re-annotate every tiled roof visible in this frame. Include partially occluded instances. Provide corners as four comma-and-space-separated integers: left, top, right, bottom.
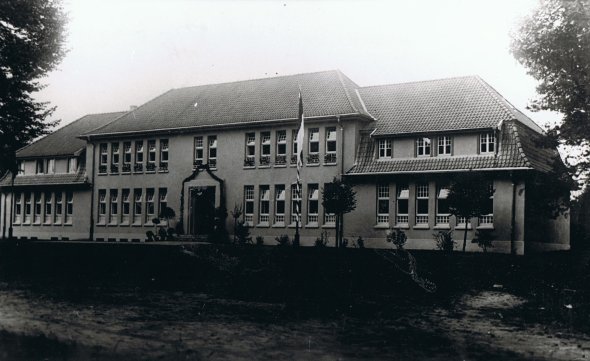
17, 112, 126, 158
358, 76, 543, 136
0, 169, 88, 188
346, 120, 557, 175
86, 70, 372, 136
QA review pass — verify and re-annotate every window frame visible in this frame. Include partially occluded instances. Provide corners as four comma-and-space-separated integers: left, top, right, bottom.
194, 136, 204, 166
438, 136, 452, 156
244, 185, 255, 225
208, 136, 217, 169
307, 183, 319, 224
259, 185, 270, 224
378, 139, 392, 159
376, 184, 390, 225
416, 137, 431, 157
274, 185, 286, 225
480, 132, 495, 154
415, 184, 429, 226
396, 184, 409, 225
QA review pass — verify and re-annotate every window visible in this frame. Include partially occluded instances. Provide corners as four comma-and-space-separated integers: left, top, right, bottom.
99, 143, 108, 166
34, 192, 41, 224
147, 140, 156, 171
134, 141, 144, 172
65, 192, 73, 223
438, 136, 452, 156
122, 189, 130, 223
133, 189, 142, 224
416, 137, 431, 157
436, 186, 450, 225
67, 157, 78, 173
36, 159, 45, 174
276, 130, 287, 166
24, 193, 32, 223
307, 184, 319, 224
480, 133, 495, 154
416, 184, 429, 225
98, 190, 106, 224
109, 189, 118, 224
323, 183, 336, 225
308, 128, 319, 164
47, 158, 55, 174
44, 192, 52, 223
479, 182, 494, 226
291, 130, 299, 165
324, 127, 337, 164
14, 192, 22, 224
259, 186, 270, 224
260, 132, 271, 166
208, 136, 217, 169
123, 142, 132, 172
158, 188, 167, 215
378, 139, 392, 159
194, 136, 204, 166
244, 186, 254, 224
146, 188, 155, 221
244, 133, 255, 167
111, 143, 120, 173
54, 192, 62, 224
160, 139, 169, 171
274, 185, 285, 224
17, 161, 24, 175
377, 184, 390, 225
396, 185, 409, 225
291, 184, 302, 224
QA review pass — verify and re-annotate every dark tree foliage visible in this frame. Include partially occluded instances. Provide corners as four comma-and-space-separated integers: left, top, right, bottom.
322, 178, 357, 248
447, 172, 494, 252
0, 0, 67, 177
511, 0, 590, 183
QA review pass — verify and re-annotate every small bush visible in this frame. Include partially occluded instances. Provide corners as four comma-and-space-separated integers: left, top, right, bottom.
255, 235, 264, 246
275, 234, 290, 246
434, 230, 455, 252
315, 231, 329, 247
341, 238, 349, 248
386, 228, 407, 249
354, 236, 365, 248
472, 229, 494, 252
235, 221, 252, 245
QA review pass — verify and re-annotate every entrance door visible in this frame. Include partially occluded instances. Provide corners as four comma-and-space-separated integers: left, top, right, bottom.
189, 186, 216, 235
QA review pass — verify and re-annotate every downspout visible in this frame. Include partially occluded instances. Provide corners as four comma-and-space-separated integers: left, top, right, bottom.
2, 190, 6, 240
9, 174, 14, 239
510, 172, 517, 255
337, 116, 344, 177
89, 143, 96, 241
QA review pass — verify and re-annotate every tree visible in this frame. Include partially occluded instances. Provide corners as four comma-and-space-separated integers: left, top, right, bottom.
159, 206, 176, 229
322, 178, 357, 248
0, 0, 67, 177
511, 0, 590, 184
447, 172, 494, 252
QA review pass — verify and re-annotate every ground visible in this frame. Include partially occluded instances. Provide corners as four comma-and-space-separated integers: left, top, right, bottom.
0, 241, 589, 360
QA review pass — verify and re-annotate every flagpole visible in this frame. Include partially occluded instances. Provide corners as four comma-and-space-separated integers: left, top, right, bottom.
294, 87, 305, 246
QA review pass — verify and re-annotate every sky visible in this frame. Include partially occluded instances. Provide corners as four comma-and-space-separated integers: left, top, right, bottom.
37, 0, 559, 129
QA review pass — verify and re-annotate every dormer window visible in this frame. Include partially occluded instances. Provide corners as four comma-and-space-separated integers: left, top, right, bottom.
438, 136, 452, 156
416, 137, 431, 157
378, 139, 392, 159
17, 161, 24, 175
67, 157, 78, 173
36, 159, 45, 174
480, 133, 495, 154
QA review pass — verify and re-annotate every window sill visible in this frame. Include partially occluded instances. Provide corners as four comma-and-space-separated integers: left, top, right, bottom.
120, 222, 130, 227
98, 173, 107, 176
64, 222, 72, 226
96, 222, 106, 227
243, 166, 256, 169
413, 224, 430, 230
455, 225, 473, 230
53, 222, 62, 226
476, 225, 494, 230
244, 221, 253, 227
145, 171, 156, 174
272, 222, 285, 228
305, 223, 319, 229
43, 222, 52, 226
258, 166, 271, 169
322, 223, 336, 229
306, 164, 320, 167
394, 223, 409, 229
274, 164, 287, 168
158, 170, 169, 173
434, 224, 451, 230
108, 222, 118, 227
121, 172, 131, 175
256, 222, 270, 228
131, 223, 143, 227
323, 163, 337, 166
133, 171, 143, 174
374, 224, 390, 229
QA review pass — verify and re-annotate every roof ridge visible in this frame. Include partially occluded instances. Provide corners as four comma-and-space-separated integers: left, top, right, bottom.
335, 69, 359, 113
473, 76, 518, 122
359, 75, 478, 90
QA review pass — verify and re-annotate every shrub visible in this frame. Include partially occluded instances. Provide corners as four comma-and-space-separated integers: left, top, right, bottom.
315, 231, 329, 247
354, 236, 365, 248
434, 230, 455, 252
386, 228, 407, 249
341, 238, 349, 248
472, 229, 495, 252
255, 235, 264, 246
235, 221, 252, 245
275, 234, 290, 246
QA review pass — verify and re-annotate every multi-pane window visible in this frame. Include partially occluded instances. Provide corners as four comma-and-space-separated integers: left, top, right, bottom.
479, 182, 494, 226
416, 137, 431, 157
377, 184, 390, 225
34, 192, 41, 223
134, 141, 144, 172
36, 159, 45, 174
244, 186, 254, 224
194, 136, 204, 166
146, 188, 155, 221
67, 157, 78, 173
323, 183, 336, 225
159, 188, 168, 216
436, 186, 450, 225
291, 130, 299, 165
396, 185, 409, 225
480, 133, 495, 154
308, 128, 320, 164
24, 193, 32, 223
274, 185, 285, 224
378, 139, 392, 159
122, 189, 130, 223
65, 191, 73, 223
291, 184, 302, 224
17, 161, 24, 174
415, 184, 429, 225
160, 139, 169, 171
98, 190, 107, 224
438, 136, 452, 156
44, 192, 52, 223
99, 143, 108, 170
259, 186, 270, 224
260, 132, 271, 166
325, 127, 337, 164
14, 192, 22, 223
147, 140, 156, 171
123, 142, 132, 172
276, 130, 287, 166
307, 184, 319, 224
46, 158, 55, 174
133, 189, 142, 224
109, 189, 118, 224
208, 136, 217, 169
245, 133, 256, 166
111, 143, 120, 173
54, 192, 63, 223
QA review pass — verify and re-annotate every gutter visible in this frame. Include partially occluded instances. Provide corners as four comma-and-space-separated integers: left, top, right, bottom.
345, 167, 532, 176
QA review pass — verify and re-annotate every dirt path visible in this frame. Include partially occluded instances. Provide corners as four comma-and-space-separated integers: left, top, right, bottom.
0, 286, 588, 360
